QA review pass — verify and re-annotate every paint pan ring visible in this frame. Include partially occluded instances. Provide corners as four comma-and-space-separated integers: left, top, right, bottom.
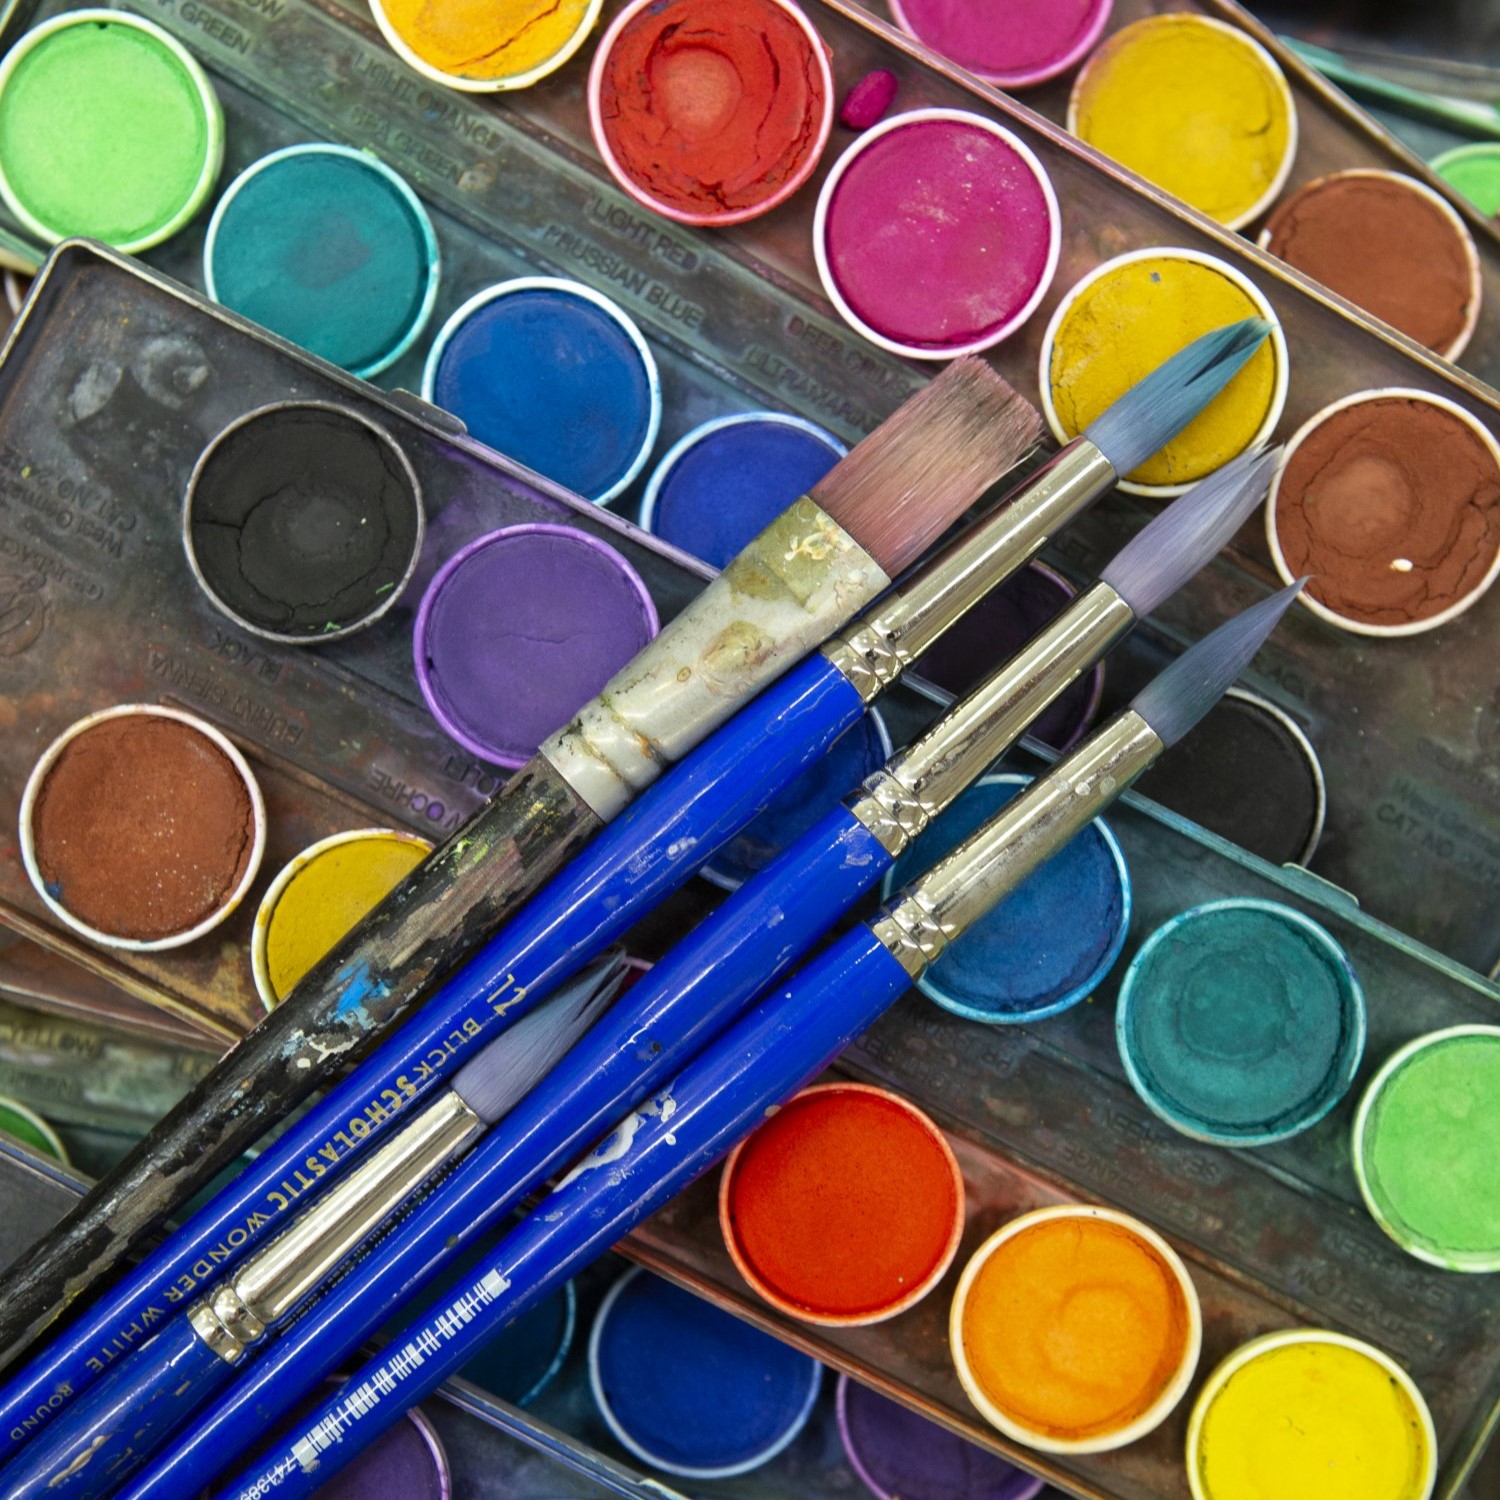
888, 0, 1112, 90
422, 278, 661, 505
639, 412, 846, 569
950, 1204, 1202, 1454
718, 1082, 966, 1326
813, 108, 1062, 360
1266, 387, 1500, 637
183, 401, 426, 645
368, 0, 603, 91
204, 143, 441, 379
905, 561, 1104, 753
19, 704, 266, 953
883, 773, 1130, 1024
251, 827, 433, 1012
1185, 1329, 1437, 1500
1068, 13, 1297, 231
588, 1266, 823, 1478
1352, 1024, 1500, 1272
0, 1095, 70, 1166
456, 1279, 577, 1407
1127, 685, 1325, 867
1258, 169, 1481, 361
414, 522, 660, 770
1431, 142, 1500, 217
589, 0, 835, 227
3, 272, 28, 315
1116, 899, 1366, 1148
0, 10, 224, 253
700, 709, 892, 891
1040, 247, 1289, 496
835, 1374, 1044, 1500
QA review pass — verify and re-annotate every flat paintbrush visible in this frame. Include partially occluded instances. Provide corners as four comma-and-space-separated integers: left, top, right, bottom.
65, 451, 1272, 1500
0, 322, 1266, 1451
0, 358, 1034, 1368
203, 586, 1305, 1500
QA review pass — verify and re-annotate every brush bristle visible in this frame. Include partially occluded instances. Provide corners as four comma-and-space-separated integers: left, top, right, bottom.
812, 358, 1042, 576
1085, 319, 1271, 478
1132, 582, 1303, 749
453, 953, 625, 1124
1100, 448, 1279, 618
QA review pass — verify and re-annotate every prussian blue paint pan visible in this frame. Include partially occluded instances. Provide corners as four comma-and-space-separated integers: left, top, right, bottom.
423, 278, 661, 504
908, 561, 1103, 751
639, 412, 845, 568
456, 1280, 576, 1406
588, 1267, 822, 1478
884, 773, 1129, 1023
836, 1374, 1042, 1500
1117, 899, 1365, 1147
414, 523, 659, 768
204, 143, 440, 378
702, 710, 891, 890
183, 402, 425, 644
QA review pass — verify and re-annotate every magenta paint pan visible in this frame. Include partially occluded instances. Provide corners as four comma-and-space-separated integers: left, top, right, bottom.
889, 0, 1113, 90
814, 108, 1060, 359
414, 523, 659, 769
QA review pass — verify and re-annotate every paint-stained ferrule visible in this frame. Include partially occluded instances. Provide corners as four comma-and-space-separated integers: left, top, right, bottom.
541, 497, 890, 820
824, 441, 1116, 706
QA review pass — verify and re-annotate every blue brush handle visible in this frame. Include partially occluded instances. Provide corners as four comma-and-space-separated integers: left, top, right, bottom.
113, 805, 893, 1500
0, 652, 864, 1456
209, 928, 913, 1500
0, 1316, 230, 1500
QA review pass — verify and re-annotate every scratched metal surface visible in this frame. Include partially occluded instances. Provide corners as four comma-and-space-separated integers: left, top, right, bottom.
2, 0, 1494, 972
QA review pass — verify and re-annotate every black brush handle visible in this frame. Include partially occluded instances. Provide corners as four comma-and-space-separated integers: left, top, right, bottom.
0, 758, 596, 1365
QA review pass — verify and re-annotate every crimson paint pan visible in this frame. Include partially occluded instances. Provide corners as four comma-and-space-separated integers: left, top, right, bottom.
19, 704, 266, 953
414, 523, 659, 770
908, 560, 1103, 751
888, 0, 1112, 91
183, 401, 425, 644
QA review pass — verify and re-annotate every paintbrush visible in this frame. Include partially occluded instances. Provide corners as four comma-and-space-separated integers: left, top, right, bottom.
65, 450, 1274, 1500
0, 321, 1265, 1451
197, 586, 1304, 1500
0, 358, 1033, 1368
0, 953, 627, 1500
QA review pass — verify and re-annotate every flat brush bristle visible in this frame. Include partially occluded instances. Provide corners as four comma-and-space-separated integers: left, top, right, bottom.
812, 358, 1042, 577
1085, 318, 1271, 478
453, 953, 624, 1124
1131, 582, 1303, 749
1100, 448, 1279, 618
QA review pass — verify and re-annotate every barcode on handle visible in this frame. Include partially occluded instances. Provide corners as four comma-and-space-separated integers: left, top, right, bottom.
291, 1268, 510, 1475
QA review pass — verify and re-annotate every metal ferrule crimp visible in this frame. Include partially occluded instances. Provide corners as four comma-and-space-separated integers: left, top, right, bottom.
847, 769, 931, 858
870, 893, 948, 981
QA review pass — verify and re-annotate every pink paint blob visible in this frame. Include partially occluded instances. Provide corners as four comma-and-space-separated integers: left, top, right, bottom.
818, 113, 1058, 356
890, 0, 1113, 88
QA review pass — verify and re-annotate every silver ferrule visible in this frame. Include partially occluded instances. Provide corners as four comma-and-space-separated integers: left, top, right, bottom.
820, 442, 1114, 704
189, 1091, 485, 1364
848, 581, 1133, 858
541, 498, 890, 821
870, 709, 1161, 979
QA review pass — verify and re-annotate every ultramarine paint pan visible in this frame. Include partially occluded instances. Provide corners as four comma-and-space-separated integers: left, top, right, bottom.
588, 1266, 822, 1478
1117, 900, 1365, 1147
640, 411, 845, 568
204, 143, 440, 378
884, 773, 1129, 1023
423, 278, 661, 504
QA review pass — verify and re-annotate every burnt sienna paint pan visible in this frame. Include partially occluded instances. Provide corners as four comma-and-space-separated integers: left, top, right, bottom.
589, 1267, 822, 1477
205, 143, 441, 378
19, 704, 266, 952
184, 401, 426, 643
414, 523, 659, 769
836, 1374, 1042, 1500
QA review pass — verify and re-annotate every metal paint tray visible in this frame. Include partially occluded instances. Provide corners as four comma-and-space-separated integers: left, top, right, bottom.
2, 0, 1497, 973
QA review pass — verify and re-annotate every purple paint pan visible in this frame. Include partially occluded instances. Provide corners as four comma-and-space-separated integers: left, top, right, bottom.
813, 108, 1060, 359
837, 1374, 1042, 1500
414, 523, 659, 768
909, 561, 1102, 751
888, 0, 1112, 90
